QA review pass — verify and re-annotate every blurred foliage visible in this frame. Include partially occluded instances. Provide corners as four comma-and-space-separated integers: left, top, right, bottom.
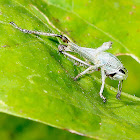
0, 0, 140, 140
0, 112, 92, 140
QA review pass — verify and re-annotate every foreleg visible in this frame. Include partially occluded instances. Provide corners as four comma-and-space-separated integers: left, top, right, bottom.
74, 65, 98, 80
116, 80, 123, 100
99, 68, 107, 102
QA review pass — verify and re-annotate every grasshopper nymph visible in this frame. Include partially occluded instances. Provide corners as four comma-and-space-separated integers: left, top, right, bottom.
10, 22, 128, 102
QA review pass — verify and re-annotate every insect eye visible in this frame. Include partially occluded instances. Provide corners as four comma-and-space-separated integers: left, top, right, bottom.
119, 69, 125, 74
109, 73, 116, 77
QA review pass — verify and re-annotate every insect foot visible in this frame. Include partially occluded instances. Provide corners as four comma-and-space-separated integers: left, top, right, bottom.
99, 93, 106, 103
73, 76, 78, 81
102, 41, 113, 49
59, 35, 69, 43
116, 93, 121, 100
58, 44, 68, 52
103, 98, 106, 103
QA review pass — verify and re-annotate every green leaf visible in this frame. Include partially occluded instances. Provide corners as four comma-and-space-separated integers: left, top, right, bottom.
0, 0, 140, 139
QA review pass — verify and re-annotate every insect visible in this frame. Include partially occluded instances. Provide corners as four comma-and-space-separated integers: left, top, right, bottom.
10, 22, 128, 102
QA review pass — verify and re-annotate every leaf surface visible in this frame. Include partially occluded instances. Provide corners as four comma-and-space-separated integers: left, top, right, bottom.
0, 0, 140, 139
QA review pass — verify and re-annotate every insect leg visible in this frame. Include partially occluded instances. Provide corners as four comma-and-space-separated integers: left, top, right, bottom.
58, 44, 69, 52
95, 41, 112, 53
74, 65, 98, 80
116, 80, 123, 100
63, 52, 91, 67
10, 22, 69, 43
58, 44, 91, 67
99, 68, 107, 103
10, 22, 90, 66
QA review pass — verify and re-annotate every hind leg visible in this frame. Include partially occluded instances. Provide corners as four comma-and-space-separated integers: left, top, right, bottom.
58, 44, 91, 67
